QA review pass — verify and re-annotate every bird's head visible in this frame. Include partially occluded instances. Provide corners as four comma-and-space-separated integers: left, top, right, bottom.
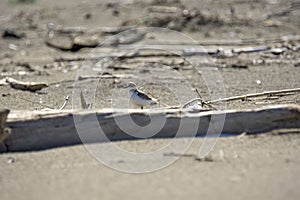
127, 82, 137, 90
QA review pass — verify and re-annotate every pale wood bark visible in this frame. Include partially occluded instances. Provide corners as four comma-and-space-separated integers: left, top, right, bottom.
0, 109, 9, 141
2, 104, 300, 152
0, 109, 10, 152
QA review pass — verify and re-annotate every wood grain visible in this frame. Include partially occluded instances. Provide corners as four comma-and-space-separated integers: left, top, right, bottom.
2, 104, 300, 152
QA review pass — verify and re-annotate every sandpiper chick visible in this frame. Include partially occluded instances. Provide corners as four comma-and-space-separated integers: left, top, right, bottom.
127, 82, 158, 109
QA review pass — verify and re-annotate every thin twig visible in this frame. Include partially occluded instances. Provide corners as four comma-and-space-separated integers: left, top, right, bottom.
80, 91, 91, 109
182, 98, 203, 109
16, 95, 70, 110
17, 96, 55, 109
150, 35, 300, 46
181, 87, 300, 109
181, 89, 215, 109
195, 88, 202, 99
58, 96, 69, 110
209, 88, 300, 104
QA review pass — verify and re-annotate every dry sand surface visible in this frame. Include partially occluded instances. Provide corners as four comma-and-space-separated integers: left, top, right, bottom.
0, 0, 300, 199
1, 133, 300, 200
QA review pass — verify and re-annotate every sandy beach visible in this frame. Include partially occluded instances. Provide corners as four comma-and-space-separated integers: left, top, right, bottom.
0, 0, 299, 199
1, 133, 300, 200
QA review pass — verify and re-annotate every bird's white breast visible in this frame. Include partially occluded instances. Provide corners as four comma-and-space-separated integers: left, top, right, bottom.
129, 90, 156, 106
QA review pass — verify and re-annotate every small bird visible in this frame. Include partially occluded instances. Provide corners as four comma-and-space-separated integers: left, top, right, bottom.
127, 82, 158, 109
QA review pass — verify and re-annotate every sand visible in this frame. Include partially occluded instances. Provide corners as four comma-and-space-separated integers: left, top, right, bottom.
1, 133, 300, 200
0, 0, 299, 199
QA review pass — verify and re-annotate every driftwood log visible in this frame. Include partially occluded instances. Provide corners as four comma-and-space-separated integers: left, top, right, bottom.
0, 109, 9, 138
2, 104, 300, 152
0, 109, 10, 152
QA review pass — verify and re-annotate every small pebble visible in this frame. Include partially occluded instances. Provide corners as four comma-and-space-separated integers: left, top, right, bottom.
112, 9, 119, 16
7, 157, 15, 164
255, 80, 262, 85
182, 9, 189, 16
219, 149, 224, 160
8, 44, 18, 51
84, 13, 92, 19
18, 71, 27, 76
195, 155, 214, 162
2, 93, 10, 97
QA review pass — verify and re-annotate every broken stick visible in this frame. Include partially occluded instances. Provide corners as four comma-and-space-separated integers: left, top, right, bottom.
5, 77, 48, 92
209, 88, 300, 104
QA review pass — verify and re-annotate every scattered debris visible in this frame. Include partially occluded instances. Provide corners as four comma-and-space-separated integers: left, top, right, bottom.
5, 77, 48, 92
181, 87, 300, 108
84, 13, 92, 20
195, 155, 214, 162
117, 30, 146, 45
266, 1, 300, 19
0, 79, 8, 86
237, 132, 248, 138
50, 25, 87, 34
45, 36, 97, 52
219, 149, 225, 161
255, 80, 262, 85
231, 63, 248, 69
8, 43, 19, 51
15, 62, 35, 72
1, 93, 11, 97
270, 48, 286, 55
58, 96, 69, 110
2, 28, 25, 39
209, 88, 300, 104
148, 6, 181, 13
232, 46, 270, 54
78, 73, 136, 81
122, 6, 252, 31
198, 35, 300, 46
45, 29, 146, 51
7, 156, 15, 164
263, 20, 282, 27
80, 91, 91, 109
101, 26, 136, 35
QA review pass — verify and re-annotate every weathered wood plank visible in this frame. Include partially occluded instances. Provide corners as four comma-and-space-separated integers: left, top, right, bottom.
3, 105, 300, 152
0, 109, 10, 141
0, 109, 10, 152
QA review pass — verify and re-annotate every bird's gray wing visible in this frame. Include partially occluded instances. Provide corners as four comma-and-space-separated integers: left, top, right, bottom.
135, 89, 155, 101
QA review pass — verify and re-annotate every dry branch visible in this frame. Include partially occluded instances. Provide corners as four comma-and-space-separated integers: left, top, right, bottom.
58, 96, 69, 110
183, 88, 300, 108
78, 74, 136, 80
148, 6, 181, 13
209, 88, 300, 104
5, 77, 48, 92
2, 104, 300, 152
147, 35, 300, 46
80, 92, 91, 109
46, 24, 300, 47
48, 25, 136, 35
46, 30, 146, 51
53, 45, 276, 62
266, 2, 300, 19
